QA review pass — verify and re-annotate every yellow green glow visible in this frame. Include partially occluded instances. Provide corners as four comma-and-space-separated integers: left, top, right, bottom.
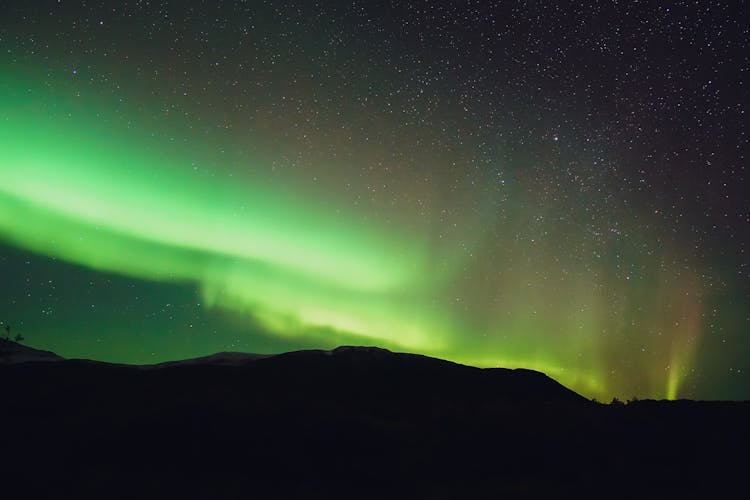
0, 134, 441, 352
0, 73, 704, 401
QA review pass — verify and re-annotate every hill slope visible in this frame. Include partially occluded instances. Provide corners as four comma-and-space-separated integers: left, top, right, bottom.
0, 338, 63, 364
1, 343, 747, 498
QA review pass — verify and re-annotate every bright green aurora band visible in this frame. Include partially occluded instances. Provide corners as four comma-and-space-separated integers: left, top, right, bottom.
0, 76, 701, 401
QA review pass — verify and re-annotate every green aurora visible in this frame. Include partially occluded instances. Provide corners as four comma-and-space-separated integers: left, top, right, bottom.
0, 73, 706, 401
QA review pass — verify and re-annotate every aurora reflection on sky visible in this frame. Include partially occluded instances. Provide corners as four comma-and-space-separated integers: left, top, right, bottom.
1, 1, 748, 400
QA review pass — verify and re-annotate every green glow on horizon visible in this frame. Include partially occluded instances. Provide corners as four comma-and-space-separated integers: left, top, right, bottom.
0, 73, 703, 401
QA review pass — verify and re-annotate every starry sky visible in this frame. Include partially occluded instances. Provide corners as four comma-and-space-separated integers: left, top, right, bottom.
1, 1, 748, 401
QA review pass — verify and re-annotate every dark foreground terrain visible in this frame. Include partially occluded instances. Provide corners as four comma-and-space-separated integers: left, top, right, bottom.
1, 340, 747, 499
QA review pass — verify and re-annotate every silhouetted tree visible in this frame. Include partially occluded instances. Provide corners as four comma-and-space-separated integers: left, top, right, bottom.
14, 333, 24, 343
610, 397, 624, 406
4, 324, 9, 341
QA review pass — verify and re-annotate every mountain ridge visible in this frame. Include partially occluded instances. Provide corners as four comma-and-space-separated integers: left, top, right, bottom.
0, 337, 63, 364
1, 340, 748, 498
1, 340, 588, 404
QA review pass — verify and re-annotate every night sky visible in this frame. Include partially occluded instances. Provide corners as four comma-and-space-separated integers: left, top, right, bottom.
1, 1, 748, 401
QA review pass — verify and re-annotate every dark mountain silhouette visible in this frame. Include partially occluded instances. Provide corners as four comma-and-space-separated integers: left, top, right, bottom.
143, 350, 271, 368
1, 344, 747, 498
0, 337, 63, 364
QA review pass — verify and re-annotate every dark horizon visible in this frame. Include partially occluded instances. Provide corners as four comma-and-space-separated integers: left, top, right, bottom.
2, 337, 749, 498
3, 336, 749, 404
